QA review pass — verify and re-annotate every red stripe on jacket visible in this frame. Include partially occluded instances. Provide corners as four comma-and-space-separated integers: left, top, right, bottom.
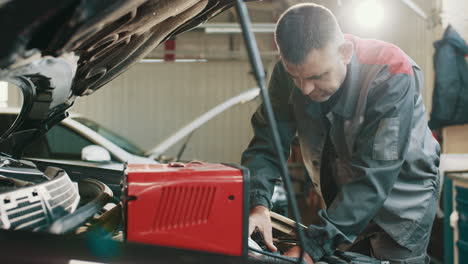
345, 34, 413, 76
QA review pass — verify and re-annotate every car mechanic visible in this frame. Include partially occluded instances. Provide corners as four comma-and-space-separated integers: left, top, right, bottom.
241, 3, 440, 264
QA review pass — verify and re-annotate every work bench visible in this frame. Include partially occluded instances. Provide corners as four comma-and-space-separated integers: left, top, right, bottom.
441, 154, 468, 264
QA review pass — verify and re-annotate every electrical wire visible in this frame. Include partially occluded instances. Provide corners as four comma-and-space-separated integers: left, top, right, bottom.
176, 132, 193, 161
248, 247, 304, 263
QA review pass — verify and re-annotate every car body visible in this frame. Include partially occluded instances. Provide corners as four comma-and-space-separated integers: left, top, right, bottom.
0, 84, 259, 168
0, 107, 156, 168
0, 0, 262, 263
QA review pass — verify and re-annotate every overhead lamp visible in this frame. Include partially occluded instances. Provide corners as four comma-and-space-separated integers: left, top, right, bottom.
355, 0, 384, 29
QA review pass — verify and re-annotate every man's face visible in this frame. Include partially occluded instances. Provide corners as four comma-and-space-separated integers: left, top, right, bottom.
282, 42, 351, 102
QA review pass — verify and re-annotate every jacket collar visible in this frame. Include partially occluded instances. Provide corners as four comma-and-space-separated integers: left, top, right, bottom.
330, 53, 361, 120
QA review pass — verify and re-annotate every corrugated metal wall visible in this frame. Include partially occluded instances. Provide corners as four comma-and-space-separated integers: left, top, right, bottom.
72, 61, 261, 163
443, 0, 468, 39
7, 84, 22, 108
389, 0, 438, 115
336, 0, 440, 115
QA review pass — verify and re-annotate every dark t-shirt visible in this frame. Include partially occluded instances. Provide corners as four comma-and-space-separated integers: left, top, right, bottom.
319, 86, 343, 207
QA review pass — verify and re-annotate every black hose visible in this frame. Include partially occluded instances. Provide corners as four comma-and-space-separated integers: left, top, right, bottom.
47, 178, 113, 234
176, 132, 194, 161
249, 247, 305, 264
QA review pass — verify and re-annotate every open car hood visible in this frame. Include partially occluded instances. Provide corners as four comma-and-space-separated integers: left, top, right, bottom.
0, 0, 233, 158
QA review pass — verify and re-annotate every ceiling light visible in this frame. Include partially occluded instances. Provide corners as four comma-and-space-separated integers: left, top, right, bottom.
355, 0, 384, 29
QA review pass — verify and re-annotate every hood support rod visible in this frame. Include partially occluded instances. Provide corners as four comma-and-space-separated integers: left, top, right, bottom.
234, 1, 306, 263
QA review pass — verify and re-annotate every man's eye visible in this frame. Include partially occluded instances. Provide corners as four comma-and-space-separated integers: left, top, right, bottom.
308, 73, 327, 80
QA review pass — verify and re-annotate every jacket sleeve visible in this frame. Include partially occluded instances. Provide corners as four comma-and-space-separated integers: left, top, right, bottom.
303, 72, 416, 261
241, 61, 297, 210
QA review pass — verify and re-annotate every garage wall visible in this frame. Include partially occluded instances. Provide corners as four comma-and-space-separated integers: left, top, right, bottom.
442, 0, 468, 39
7, 85, 22, 108
72, 61, 261, 163
6, 60, 265, 164
335, 0, 441, 115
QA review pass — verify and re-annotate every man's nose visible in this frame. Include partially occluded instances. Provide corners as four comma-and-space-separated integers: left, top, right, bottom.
300, 80, 315, 95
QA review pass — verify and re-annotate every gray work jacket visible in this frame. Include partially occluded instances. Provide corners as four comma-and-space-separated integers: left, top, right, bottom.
242, 35, 440, 261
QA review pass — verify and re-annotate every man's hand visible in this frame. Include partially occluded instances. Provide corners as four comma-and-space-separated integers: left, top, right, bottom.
249, 205, 277, 252
284, 246, 314, 264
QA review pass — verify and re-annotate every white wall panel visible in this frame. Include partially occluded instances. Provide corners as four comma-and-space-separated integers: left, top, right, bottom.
72, 61, 260, 163
442, 0, 468, 39
337, 0, 440, 115
7, 82, 22, 108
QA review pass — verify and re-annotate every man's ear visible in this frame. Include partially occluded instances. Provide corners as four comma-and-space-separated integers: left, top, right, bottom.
340, 40, 354, 64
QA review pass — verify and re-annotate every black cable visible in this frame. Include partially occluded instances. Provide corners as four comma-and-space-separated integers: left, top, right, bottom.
234, 1, 307, 263
176, 132, 194, 161
248, 247, 302, 263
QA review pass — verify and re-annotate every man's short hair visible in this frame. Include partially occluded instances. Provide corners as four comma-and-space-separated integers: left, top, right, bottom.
275, 3, 341, 65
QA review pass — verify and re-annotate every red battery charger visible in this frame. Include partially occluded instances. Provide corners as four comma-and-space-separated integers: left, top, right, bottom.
124, 162, 249, 256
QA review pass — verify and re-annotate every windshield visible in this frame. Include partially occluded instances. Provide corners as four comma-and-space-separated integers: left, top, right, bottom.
72, 117, 145, 156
